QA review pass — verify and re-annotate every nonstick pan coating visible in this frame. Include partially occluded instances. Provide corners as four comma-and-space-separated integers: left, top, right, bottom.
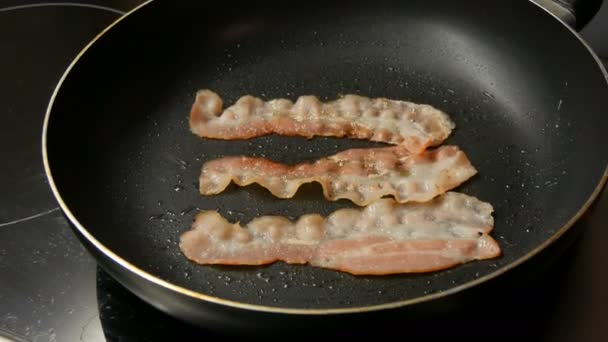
44, 0, 608, 315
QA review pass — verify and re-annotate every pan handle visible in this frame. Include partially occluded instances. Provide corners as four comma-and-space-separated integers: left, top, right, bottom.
531, 0, 603, 31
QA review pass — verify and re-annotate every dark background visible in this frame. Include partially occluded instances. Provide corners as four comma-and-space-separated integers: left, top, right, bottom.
0, 1, 606, 341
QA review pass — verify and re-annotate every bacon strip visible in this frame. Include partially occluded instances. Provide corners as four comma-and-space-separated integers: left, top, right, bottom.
200, 145, 476, 206
189, 90, 455, 154
179, 192, 501, 275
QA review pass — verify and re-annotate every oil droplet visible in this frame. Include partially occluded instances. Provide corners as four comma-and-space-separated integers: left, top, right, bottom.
174, 157, 189, 170
180, 206, 196, 216
256, 272, 271, 282
149, 213, 164, 221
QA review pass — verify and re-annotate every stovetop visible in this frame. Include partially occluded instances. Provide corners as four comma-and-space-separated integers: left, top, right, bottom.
0, 2, 607, 341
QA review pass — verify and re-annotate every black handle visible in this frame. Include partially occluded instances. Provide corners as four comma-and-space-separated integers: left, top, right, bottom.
532, 0, 603, 31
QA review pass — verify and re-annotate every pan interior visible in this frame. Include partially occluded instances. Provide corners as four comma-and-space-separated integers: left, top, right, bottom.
46, 1, 608, 309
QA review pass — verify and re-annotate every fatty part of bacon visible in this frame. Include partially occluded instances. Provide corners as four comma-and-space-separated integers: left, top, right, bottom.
189, 90, 455, 154
179, 192, 501, 275
199, 145, 476, 206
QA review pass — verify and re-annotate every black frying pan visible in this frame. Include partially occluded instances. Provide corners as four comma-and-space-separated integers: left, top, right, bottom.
43, 0, 608, 335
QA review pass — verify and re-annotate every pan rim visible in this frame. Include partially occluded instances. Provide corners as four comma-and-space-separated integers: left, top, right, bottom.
42, 0, 608, 315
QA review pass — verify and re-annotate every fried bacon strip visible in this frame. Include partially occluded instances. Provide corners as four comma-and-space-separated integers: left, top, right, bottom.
179, 192, 501, 275
189, 90, 455, 154
199, 145, 476, 206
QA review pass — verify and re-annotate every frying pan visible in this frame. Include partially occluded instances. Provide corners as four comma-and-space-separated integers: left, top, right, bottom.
42, 0, 608, 335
